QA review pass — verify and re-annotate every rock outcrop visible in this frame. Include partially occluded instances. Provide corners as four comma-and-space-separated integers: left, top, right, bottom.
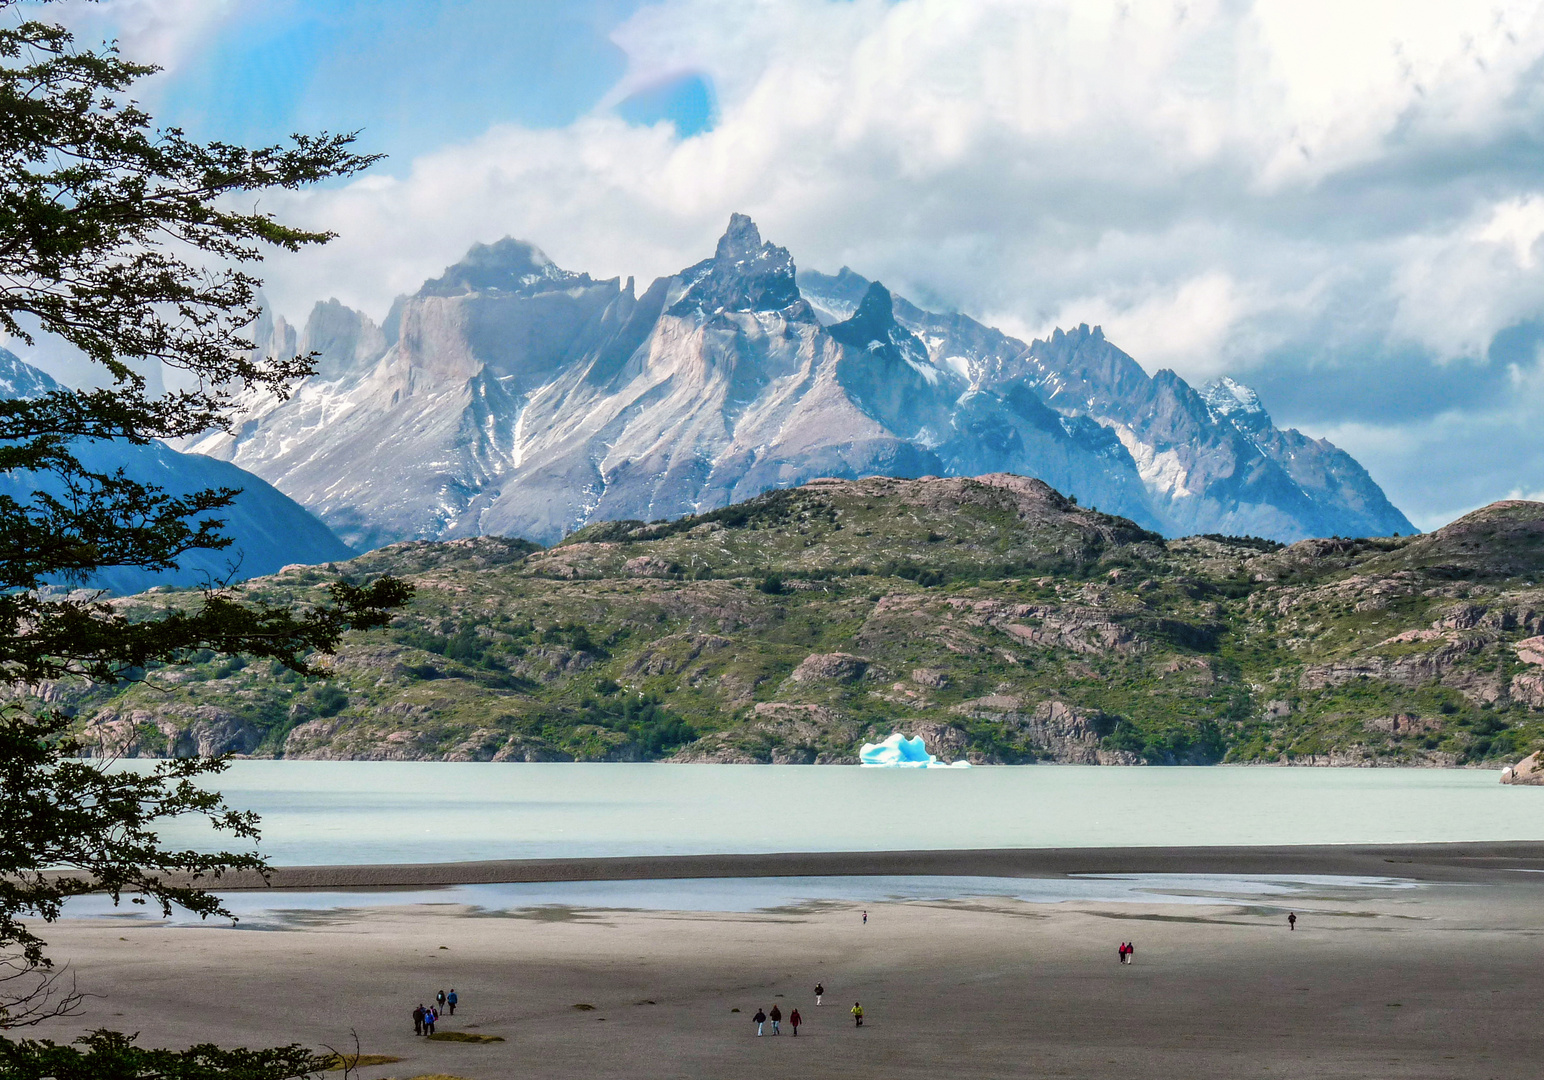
1501, 751, 1544, 785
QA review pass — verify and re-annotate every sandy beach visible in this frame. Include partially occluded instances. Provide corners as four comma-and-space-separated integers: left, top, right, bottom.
15, 844, 1544, 1079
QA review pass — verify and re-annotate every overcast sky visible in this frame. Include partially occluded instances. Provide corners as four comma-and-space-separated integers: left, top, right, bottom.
30, 0, 1544, 530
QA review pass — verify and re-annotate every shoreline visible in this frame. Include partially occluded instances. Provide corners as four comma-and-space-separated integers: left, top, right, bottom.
172, 840, 1544, 891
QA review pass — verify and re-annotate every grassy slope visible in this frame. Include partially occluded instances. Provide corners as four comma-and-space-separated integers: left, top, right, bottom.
58, 479, 1544, 766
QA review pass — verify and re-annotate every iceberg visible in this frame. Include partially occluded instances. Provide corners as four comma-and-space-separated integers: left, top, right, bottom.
858, 733, 971, 768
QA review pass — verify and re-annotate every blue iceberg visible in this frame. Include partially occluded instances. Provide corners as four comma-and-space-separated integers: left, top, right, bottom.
858, 733, 972, 768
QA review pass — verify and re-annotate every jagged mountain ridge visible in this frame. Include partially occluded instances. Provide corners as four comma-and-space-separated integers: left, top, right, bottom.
0, 349, 355, 594
183, 215, 1413, 548
797, 269, 1413, 542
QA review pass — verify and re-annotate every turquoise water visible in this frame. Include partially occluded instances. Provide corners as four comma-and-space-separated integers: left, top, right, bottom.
131, 761, 1542, 866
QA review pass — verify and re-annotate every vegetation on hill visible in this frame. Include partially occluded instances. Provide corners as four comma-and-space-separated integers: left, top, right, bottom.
36, 477, 1544, 768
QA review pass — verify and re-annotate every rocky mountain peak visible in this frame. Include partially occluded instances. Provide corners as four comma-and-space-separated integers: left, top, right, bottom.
667, 213, 802, 318
1202, 376, 1271, 432
1052, 323, 1106, 347
828, 281, 898, 349
0, 346, 61, 399
714, 211, 764, 261
418, 237, 585, 298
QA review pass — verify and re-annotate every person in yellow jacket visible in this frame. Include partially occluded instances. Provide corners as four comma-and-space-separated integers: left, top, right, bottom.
851, 1001, 864, 1027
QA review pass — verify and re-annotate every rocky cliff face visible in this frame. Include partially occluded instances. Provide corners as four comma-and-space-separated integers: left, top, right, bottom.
0, 350, 355, 593
183, 215, 1413, 548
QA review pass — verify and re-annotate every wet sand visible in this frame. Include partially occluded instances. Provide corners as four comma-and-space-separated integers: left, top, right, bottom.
21, 846, 1544, 1079
146, 839, 1544, 890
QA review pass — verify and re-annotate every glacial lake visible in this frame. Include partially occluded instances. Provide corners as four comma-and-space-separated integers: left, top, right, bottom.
136, 761, 1542, 866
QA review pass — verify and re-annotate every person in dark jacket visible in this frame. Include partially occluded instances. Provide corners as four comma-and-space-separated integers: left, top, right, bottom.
769, 1004, 782, 1034
790, 1008, 802, 1036
436, 989, 447, 1012
814, 982, 824, 1005
412, 1004, 425, 1036
447, 988, 458, 1015
753, 1008, 767, 1036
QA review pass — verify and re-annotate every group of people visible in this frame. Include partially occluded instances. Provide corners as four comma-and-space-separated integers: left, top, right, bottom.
751, 984, 865, 1037
411, 989, 459, 1036
751, 1004, 801, 1036
1117, 942, 1136, 964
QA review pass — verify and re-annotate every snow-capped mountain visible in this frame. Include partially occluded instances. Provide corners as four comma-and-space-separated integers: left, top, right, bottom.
0, 349, 355, 594
181, 215, 1414, 547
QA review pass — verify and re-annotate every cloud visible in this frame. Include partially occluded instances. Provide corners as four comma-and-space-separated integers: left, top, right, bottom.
145, 0, 1544, 528
1392, 196, 1544, 361
43, 0, 238, 73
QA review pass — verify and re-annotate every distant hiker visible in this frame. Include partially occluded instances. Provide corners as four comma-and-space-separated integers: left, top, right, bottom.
814, 982, 824, 1005
424, 1008, 437, 1036
1126, 942, 1135, 964
1117, 943, 1126, 964
852, 1001, 864, 1027
447, 988, 458, 1015
862, 910, 868, 925
770, 1004, 782, 1034
790, 1008, 802, 1036
437, 989, 447, 1011
754, 1008, 767, 1036
1288, 912, 1297, 931
413, 1004, 425, 1036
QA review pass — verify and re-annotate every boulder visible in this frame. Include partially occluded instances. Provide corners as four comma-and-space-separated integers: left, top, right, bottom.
1501, 751, 1544, 785
1515, 636, 1544, 666
789, 652, 870, 683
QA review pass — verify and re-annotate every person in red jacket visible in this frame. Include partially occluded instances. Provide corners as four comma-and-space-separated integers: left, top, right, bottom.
790, 1008, 802, 1036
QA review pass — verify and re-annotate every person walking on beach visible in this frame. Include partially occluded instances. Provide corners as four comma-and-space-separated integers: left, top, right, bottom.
814, 982, 824, 1005
1289, 912, 1297, 931
413, 1004, 425, 1036
1117, 943, 1126, 964
770, 1004, 782, 1034
447, 988, 458, 1015
1126, 942, 1135, 964
753, 1008, 767, 1036
862, 910, 868, 925
790, 1008, 802, 1036
436, 989, 447, 1012
852, 1002, 864, 1027
424, 1008, 437, 1036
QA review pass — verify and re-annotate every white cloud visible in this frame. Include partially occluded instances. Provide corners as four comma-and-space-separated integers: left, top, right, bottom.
45, 0, 238, 73
1393, 194, 1544, 361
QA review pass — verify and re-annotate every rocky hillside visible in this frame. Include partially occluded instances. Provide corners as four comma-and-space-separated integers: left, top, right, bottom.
178, 215, 1411, 549
41, 476, 1541, 766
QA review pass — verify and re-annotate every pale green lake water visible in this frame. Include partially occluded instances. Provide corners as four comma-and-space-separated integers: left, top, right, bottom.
138, 761, 1542, 866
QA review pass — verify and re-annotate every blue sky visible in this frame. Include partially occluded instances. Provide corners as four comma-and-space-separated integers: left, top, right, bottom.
59, 1, 717, 161
29, 0, 1544, 530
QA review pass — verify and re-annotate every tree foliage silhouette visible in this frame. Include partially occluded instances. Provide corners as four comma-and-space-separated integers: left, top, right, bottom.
0, 1, 411, 1054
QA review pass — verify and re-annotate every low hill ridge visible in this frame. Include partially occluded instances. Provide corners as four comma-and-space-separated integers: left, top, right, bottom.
41, 478, 1542, 767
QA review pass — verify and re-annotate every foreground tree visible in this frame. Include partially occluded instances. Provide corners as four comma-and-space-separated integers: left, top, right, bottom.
0, 0, 411, 1054
0, 1030, 327, 1080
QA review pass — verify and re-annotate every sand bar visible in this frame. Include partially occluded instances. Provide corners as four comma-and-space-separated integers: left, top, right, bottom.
147, 839, 1544, 891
